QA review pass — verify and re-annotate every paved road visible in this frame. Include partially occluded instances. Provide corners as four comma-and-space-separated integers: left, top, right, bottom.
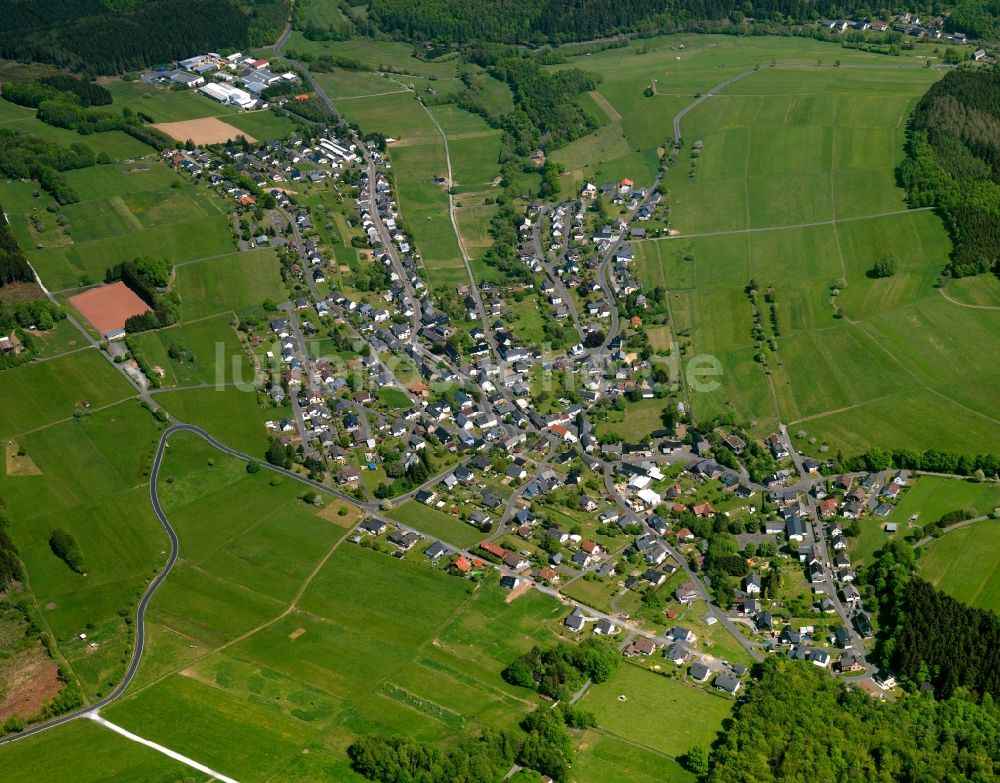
0, 425, 181, 746
672, 69, 756, 143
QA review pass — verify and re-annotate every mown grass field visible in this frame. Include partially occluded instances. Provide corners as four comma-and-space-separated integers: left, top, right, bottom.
88, 432, 568, 781
577, 663, 731, 760
1, 717, 202, 783
628, 56, 999, 455
175, 249, 286, 321
919, 519, 1000, 613
0, 164, 236, 292
387, 499, 486, 548
0, 349, 135, 439
0, 402, 166, 698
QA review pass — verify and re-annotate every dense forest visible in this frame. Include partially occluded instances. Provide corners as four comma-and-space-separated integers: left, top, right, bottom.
0, 210, 36, 290
703, 657, 1000, 782
0, 0, 288, 74
899, 68, 1000, 278
864, 541, 1000, 700
367, 0, 943, 43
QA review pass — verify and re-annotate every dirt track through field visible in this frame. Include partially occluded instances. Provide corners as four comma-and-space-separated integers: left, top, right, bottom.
153, 117, 256, 145
588, 90, 622, 121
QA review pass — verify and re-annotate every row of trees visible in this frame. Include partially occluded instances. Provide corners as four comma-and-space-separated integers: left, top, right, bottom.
349, 704, 590, 783
0, 207, 36, 289
899, 68, 1000, 277
847, 444, 1000, 479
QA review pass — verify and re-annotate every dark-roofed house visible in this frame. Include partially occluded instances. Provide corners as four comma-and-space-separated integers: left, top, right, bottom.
564, 608, 587, 632
689, 662, 711, 682
424, 541, 450, 562
388, 529, 421, 551
715, 673, 742, 695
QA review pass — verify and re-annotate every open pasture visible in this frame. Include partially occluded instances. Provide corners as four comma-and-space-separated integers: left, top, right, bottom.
0, 717, 202, 783
21, 168, 234, 292
0, 402, 166, 697
174, 248, 285, 321
0, 349, 134, 439
93, 433, 565, 780
127, 314, 253, 388
629, 54, 1000, 456
919, 520, 1000, 614
544, 32, 938, 184
577, 663, 731, 760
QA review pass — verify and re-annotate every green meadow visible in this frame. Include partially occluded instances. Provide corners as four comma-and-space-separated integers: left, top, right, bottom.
0, 164, 236, 292
127, 314, 253, 388
82, 432, 568, 781
624, 53, 998, 455
1, 718, 202, 783
175, 249, 286, 321
0, 402, 166, 697
919, 520, 1000, 614
0, 350, 135, 439
577, 663, 731, 763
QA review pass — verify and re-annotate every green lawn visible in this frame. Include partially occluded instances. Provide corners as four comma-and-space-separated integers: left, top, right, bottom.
153, 387, 274, 456
0, 402, 166, 697
387, 499, 486, 548
919, 520, 1000, 613
175, 249, 285, 321
0, 349, 135, 439
577, 663, 731, 759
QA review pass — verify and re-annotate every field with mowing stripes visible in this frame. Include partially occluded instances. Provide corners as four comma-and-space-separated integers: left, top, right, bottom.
628, 54, 999, 455
919, 520, 1000, 614
89, 432, 566, 782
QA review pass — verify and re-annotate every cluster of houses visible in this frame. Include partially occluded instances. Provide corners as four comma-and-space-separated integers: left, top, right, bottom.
816, 13, 980, 48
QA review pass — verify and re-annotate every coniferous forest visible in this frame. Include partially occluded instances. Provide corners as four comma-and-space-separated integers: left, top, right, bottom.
899, 68, 1000, 278
0, 0, 289, 74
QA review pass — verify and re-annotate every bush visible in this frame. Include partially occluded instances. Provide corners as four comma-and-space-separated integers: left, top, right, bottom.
49, 529, 84, 573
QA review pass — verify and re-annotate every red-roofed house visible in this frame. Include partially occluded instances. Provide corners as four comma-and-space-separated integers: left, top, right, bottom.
691, 501, 715, 518
479, 541, 506, 559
